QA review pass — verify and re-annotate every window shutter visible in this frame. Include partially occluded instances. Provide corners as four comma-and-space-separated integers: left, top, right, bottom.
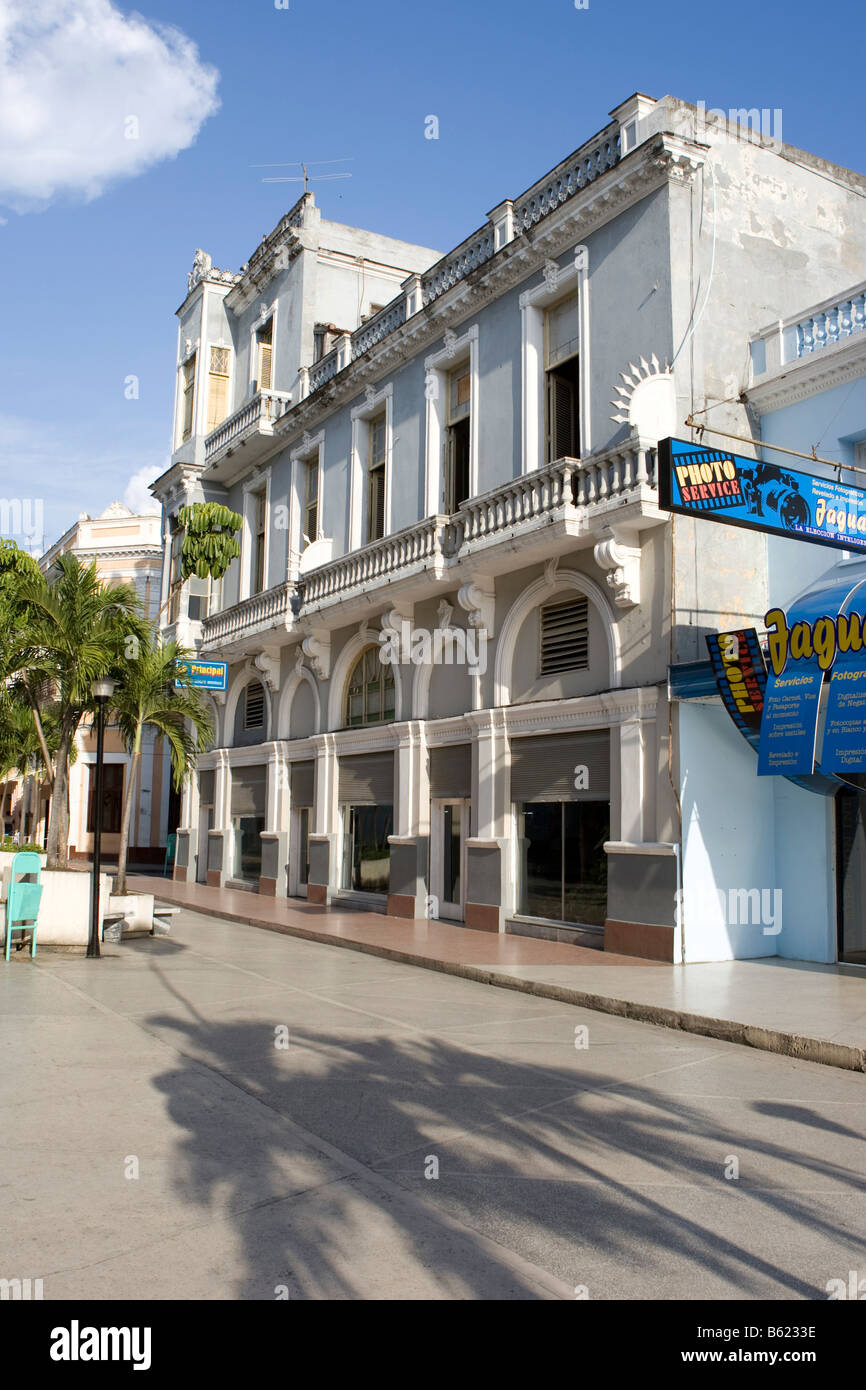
230, 766, 267, 817
444, 429, 456, 513
338, 752, 395, 804
430, 744, 472, 799
449, 365, 471, 423
511, 731, 609, 802
546, 293, 580, 368
258, 342, 273, 391
548, 373, 576, 460
206, 372, 229, 432
368, 467, 385, 541
290, 761, 315, 806
181, 353, 196, 441
540, 597, 589, 674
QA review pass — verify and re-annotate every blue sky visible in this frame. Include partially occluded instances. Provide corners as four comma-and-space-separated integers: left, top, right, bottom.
1, 0, 864, 552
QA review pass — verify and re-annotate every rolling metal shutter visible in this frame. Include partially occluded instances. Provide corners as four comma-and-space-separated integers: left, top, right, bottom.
510, 731, 609, 802
198, 770, 215, 805
429, 744, 472, 799
290, 760, 315, 806
338, 751, 394, 804
230, 766, 267, 817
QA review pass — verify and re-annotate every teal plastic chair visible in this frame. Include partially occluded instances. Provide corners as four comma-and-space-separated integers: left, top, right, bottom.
4, 851, 43, 961
163, 833, 177, 877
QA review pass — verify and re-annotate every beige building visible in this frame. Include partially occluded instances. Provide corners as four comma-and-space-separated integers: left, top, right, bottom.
36, 501, 176, 865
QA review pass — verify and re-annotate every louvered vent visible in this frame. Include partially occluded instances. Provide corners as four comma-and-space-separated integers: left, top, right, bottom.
244, 681, 265, 729
540, 597, 589, 674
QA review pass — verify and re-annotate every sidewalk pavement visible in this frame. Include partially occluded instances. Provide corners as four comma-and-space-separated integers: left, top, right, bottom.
127, 876, 866, 1074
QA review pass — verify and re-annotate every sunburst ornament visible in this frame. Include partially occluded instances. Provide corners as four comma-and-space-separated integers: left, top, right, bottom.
611, 355, 677, 444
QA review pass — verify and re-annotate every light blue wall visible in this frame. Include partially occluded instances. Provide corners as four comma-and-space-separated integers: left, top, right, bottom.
762, 376, 866, 608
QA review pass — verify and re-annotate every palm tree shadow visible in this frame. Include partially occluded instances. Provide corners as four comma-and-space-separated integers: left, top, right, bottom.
144, 970, 866, 1301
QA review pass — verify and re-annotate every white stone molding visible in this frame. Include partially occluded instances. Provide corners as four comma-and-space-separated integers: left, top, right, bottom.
543, 557, 559, 589
349, 381, 394, 550
456, 575, 495, 638
593, 526, 643, 608
494, 568, 620, 706
380, 603, 414, 637
300, 627, 331, 682
424, 323, 479, 516
519, 243, 591, 473
277, 660, 322, 738
253, 647, 281, 692
239, 466, 272, 602
289, 428, 324, 579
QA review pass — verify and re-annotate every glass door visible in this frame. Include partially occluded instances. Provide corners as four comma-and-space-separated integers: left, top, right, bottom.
433, 799, 467, 920
290, 805, 311, 898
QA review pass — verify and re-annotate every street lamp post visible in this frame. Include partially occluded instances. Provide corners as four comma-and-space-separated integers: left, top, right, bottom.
87, 677, 116, 959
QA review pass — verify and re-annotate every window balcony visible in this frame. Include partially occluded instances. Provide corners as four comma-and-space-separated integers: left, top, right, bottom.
203, 389, 292, 481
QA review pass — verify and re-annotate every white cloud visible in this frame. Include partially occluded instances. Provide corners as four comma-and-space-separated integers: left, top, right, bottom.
0, 0, 220, 211
0, 412, 168, 552
123, 464, 162, 516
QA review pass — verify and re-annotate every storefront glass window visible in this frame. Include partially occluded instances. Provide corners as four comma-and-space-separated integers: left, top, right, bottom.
342, 804, 393, 893
520, 801, 609, 926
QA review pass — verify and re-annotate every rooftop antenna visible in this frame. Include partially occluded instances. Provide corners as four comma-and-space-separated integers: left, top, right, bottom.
250, 157, 353, 190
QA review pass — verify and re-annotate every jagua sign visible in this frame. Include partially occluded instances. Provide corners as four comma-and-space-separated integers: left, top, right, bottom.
658, 437, 866, 554
759, 577, 866, 777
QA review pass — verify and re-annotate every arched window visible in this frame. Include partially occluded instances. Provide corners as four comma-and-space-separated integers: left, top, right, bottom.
345, 646, 395, 727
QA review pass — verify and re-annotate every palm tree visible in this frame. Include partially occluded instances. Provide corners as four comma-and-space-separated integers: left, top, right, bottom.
11, 555, 147, 869
110, 639, 214, 895
0, 689, 66, 842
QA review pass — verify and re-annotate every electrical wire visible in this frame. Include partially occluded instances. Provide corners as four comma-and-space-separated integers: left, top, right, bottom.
671, 159, 717, 370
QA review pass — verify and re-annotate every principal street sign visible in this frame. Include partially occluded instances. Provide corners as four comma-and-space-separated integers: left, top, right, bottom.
177, 659, 228, 691
658, 437, 866, 554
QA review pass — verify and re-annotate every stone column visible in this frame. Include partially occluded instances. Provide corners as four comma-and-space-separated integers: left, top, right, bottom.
260, 742, 289, 897
387, 721, 430, 920
307, 733, 338, 904
464, 708, 509, 932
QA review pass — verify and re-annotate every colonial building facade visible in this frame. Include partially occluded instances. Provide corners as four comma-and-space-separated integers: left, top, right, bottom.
154, 91, 866, 961
40, 502, 173, 865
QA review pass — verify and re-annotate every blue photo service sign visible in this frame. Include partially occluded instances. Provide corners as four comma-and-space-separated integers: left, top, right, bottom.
658, 437, 866, 554
177, 660, 228, 691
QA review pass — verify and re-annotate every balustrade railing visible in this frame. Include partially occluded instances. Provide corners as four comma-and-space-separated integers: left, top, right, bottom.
795, 289, 866, 357
421, 227, 496, 306
302, 517, 448, 606
352, 299, 407, 357
308, 350, 339, 393
514, 126, 620, 231
201, 580, 294, 645
200, 439, 657, 644
204, 389, 291, 463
